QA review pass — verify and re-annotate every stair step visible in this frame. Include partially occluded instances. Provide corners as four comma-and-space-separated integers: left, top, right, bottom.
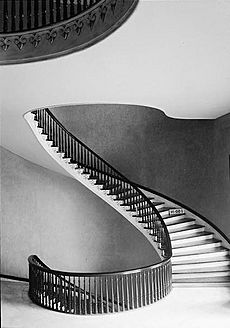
172, 239, 221, 255
173, 270, 230, 279
116, 193, 140, 201
172, 260, 230, 273
163, 214, 187, 225
109, 187, 133, 195
137, 201, 162, 210
169, 225, 205, 239
172, 275, 230, 284
173, 281, 230, 287
172, 247, 229, 264
171, 232, 214, 246
166, 218, 195, 231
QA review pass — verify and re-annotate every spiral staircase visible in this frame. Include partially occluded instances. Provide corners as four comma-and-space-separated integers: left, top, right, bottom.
24, 108, 230, 315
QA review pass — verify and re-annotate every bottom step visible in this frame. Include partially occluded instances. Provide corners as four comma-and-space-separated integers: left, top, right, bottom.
173, 281, 230, 287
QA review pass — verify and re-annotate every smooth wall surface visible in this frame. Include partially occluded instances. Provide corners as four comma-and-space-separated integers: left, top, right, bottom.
1, 146, 159, 278
52, 105, 229, 237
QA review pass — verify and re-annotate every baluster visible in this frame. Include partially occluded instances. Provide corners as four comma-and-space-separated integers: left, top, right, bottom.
125, 275, 130, 311
84, 277, 87, 314
41, 0, 46, 26
49, 0, 54, 24
2, 0, 8, 33
70, 0, 75, 17
11, 0, 16, 32
100, 277, 103, 314
94, 277, 98, 314
56, 0, 61, 21
68, 276, 72, 313
34, 0, 39, 28
78, 277, 81, 314
121, 275, 125, 311
130, 274, 134, 309
18, 0, 24, 31
135, 273, 139, 308
105, 277, 109, 313
111, 276, 115, 313
63, 0, 68, 19
115, 275, 120, 312
77, 0, 82, 14
88, 277, 92, 314
73, 277, 76, 313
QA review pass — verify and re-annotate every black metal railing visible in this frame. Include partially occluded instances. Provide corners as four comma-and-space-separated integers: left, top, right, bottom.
29, 255, 172, 314
32, 108, 172, 259
0, 0, 101, 33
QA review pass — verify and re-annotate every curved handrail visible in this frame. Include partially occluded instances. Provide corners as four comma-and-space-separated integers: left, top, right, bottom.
0, 0, 103, 34
28, 254, 172, 314
28, 254, 170, 276
32, 108, 172, 260
133, 181, 230, 246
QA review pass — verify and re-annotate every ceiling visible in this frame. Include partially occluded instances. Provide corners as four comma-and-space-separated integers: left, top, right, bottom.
1, 0, 230, 172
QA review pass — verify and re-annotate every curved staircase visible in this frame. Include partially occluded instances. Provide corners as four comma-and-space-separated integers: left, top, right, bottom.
24, 108, 230, 314
25, 108, 172, 315
137, 186, 230, 287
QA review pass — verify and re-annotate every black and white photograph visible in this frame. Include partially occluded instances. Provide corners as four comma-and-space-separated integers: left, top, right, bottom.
0, 0, 230, 327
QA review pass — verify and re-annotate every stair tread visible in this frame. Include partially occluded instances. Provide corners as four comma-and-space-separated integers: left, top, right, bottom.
169, 224, 204, 234
159, 206, 175, 212
172, 238, 220, 249
167, 218, 195, 226
172, 231, 213, 241
172, 246, 228, 257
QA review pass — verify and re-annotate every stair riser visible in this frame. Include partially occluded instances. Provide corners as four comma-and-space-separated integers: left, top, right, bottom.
173, 271, 230, 279
171, 234, 213, 247
172, 265, 230, 273
172, 251, 229, 264
163, 215, 187, 225
167, 222, 195, 232
173, 243, 221, 255
169, 228, 205, 240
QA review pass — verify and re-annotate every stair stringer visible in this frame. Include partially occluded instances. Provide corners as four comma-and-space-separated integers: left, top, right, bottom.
25, 111, 163, 260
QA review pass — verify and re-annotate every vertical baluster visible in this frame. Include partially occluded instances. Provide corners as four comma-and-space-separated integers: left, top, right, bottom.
100, 277, 103, 314
68, 276, 72, 313
11, 0, 16, 32
34, 0, 39, 28
121, 275, 125, 311
105, 277, 109, 313
42, 0, 46, 26
142, 271, 146, 306
27, 0, 32, 30
130, 274, 134, 309
88, 277, 92, 315
63, 0, 68, 19
125, 275, 130, 311
77, 0, 82, 14
115, 275, 120, 312
73, 276, 76, 313
139, 272, 143, 307
49, 0, 54, 24
56, 0, 61, 21
111, 276, 115, 313
83, 277, 87, 314
18, 0, 24, 31
2, 0, 8, 33
135, 273, 139, 308
78, 277, 81, 314
94, 276, 98, 314
70, 0, 75, 17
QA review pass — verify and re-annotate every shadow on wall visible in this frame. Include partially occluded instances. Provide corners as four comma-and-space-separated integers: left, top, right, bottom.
51, 104, 230, 238
1, 146, 159, 278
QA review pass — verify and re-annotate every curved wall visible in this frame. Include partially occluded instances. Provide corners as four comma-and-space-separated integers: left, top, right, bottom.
1, 146, 159, 278
51, 104, 230, 237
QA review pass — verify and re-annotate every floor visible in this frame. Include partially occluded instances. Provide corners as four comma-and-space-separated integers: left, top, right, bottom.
1, 279, 230, 328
